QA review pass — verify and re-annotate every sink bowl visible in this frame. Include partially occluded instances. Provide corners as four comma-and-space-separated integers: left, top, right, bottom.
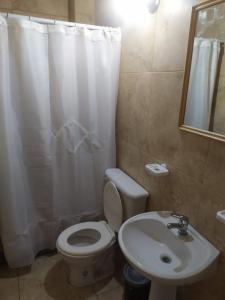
118, 211, 219, 300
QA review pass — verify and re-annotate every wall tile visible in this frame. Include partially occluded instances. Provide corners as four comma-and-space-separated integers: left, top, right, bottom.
0, 0, 13, 9
144, 72, 183, 160
117, 72, 152, 153
75, 13, 94, 24
153, 0, 197, 71
120, 16, 156, 73
0, 0, 68, 19
75, 0, 95, 24
203, 141, 225, 198
171, 132, 210, 182
75, 0, 95, 15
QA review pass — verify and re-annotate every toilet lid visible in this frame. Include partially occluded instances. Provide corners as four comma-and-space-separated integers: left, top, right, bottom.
103, 181, 123, 232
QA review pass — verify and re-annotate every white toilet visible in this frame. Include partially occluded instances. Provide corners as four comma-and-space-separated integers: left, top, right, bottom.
56, 168, 149, 287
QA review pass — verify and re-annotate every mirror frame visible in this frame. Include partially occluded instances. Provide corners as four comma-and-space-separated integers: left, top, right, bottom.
179, 0, 225, 143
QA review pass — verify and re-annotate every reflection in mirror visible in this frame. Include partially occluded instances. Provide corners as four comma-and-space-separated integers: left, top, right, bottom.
181, 1, 225, 140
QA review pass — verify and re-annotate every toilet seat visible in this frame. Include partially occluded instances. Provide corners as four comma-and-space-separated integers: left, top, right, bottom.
57, 221, 115, 257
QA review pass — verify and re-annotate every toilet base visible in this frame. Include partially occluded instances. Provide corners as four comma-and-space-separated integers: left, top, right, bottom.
63, 244, 115, 287
69, 265, 114, 287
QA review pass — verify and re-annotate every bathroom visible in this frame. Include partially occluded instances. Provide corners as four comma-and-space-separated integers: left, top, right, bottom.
0, 0, 225, 299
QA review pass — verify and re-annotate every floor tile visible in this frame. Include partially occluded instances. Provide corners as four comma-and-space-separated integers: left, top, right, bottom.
0, 264, 19, 300
97, 286, 124, 300
19, 254, 81, 300
2, 254, 124, 300
70, 285, 96, 300
83, 295, 98, 300
94, 277, 122, 295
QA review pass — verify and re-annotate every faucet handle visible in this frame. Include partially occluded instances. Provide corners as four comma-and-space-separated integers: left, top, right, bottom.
171, 213, 189, 222
168, 212, 189, 236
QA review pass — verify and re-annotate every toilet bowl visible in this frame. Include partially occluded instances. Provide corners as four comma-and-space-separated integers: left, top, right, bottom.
57, 221, 116, 287
56, 168, 149, 287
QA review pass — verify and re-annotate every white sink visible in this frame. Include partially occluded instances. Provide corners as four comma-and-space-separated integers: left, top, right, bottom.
118, 211, 219, 300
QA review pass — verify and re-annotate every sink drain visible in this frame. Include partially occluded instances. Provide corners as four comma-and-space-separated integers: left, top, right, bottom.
160, 255, 172, 264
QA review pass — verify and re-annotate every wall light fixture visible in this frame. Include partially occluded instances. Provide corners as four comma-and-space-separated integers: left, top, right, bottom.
112, 0, 160, 23
147, 0, 160, 13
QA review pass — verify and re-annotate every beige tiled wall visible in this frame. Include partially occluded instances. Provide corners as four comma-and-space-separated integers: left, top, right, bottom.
0, 0, 69, 19
96, 0, 225, 299
0, 0, 96, 23
75, 0, 95, 24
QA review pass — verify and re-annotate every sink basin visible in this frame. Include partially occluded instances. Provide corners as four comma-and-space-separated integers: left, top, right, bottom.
118, 211, 219, 300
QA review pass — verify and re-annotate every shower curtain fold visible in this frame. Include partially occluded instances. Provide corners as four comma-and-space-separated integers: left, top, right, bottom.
0, 16, 121, 267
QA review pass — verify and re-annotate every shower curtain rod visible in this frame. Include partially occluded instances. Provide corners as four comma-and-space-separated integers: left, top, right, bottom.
0, 12, 120, 32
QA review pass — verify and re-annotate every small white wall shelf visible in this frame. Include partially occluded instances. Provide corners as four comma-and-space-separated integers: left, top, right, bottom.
216, 211, 225, 225
145, 163, 169, 177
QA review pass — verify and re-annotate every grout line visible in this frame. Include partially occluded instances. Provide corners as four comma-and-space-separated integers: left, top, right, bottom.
17, 268, 21, 300
201, 139, 211, 184
151, 4, 159, 70
95, 285, 124, 299
95, 293, 100, 300
94, 279, 124, 297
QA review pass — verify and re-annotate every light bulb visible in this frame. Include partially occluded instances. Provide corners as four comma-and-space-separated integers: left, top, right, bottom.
147, 0, 160, 13
112, 0, 160, 24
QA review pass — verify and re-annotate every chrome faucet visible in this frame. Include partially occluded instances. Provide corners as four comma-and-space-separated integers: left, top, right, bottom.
167, 213, 189, 236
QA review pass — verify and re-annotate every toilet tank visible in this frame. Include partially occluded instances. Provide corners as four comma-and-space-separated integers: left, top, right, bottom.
105, 169, 149, 220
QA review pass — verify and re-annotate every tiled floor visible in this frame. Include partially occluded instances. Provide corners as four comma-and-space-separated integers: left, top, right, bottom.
0, 253, 124, 300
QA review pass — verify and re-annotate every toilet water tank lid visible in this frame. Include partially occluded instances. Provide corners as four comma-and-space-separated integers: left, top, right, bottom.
105, 169, 149, 199
103, 181, 123, 232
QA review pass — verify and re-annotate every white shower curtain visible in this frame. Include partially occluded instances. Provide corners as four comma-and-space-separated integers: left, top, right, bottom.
185, 37, 220, 130
0, 16, 121, 267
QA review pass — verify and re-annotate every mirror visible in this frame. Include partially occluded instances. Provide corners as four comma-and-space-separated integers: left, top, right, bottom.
179, 0, 225, 142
